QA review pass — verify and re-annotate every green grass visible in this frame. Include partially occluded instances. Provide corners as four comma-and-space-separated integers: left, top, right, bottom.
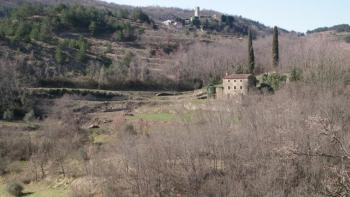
0, 183, 69, 197
27, 87, 127, 100
0, 121, 40, 130
0, 120, 28, 127
93, 134, 112, 144
127, 113, 176, 122
88, 128, 112, 144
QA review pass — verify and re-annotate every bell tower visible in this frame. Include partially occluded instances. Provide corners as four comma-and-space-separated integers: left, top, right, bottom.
194, 7, 200, 17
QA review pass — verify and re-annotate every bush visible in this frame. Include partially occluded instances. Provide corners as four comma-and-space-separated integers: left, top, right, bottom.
261, 73, 287, 90
23, 110, 35, 122
0, 159, 7, 175
161, 43, 177, 55
114, 24, 137, 42
290, 67, 303, 81
131, 9, 150, 24
7, 182, 24, 197
3, 109, 14, 121
123, 124, 137, 136
344, 35, 350, 43
259, 83, 274, 94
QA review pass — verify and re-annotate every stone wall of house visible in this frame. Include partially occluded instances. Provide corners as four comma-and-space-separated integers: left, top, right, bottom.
222, 78, 249, 97
215, 87, 224, 99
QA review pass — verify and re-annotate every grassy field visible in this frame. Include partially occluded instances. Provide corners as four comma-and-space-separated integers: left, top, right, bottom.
127, 112, 176, 122
0, 121, 40, 131
0, 183, 69, 197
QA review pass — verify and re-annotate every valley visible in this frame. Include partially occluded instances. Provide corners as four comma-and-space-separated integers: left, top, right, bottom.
0, 0, 349, 197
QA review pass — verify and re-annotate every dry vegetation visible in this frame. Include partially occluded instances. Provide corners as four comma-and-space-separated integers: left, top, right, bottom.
76, 40, 349, 196
1, 20, 350, 197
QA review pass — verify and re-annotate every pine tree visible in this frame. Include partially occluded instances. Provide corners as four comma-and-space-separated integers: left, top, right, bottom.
76, 45, 86, 63
76, 36, 88, 63
89, 21, 97, 36
55, 45, 64, 64
248, 29, 255, 74
272, 26, 279, 68
30, 25, 40, 41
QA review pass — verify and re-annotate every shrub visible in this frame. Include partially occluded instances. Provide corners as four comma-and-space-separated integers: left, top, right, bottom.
23, 110, 35, 122
104, 44, 112, 54
261, 73, 287, 90
123, 124, 137, 136
79, 148, 89, 161
248, 75, 258, 88
3, 109, 14, 121
0, 159, 7, 175
131, 9, 150, 24
114, 24, 137, 42
259, 83, 274, 94
290, 67, 303, 81
161, 43, 177, 55
344, 35, 350, 43
7, 182, 24, 197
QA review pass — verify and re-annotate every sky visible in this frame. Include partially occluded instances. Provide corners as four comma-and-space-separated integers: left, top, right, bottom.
103, 0, 349, 32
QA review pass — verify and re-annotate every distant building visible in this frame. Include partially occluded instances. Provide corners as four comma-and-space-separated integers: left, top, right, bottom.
212, 14, 219, 20
162, 20, 183, 29
162, 20, 173, 26
216, 74, 252, 99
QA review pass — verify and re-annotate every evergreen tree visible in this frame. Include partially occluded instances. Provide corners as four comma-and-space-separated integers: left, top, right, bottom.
39, 22, 51, 42
272, 26, 279, 68
55, 45, 64, 64
76, 46, 86, 63
116, 30, 125, 41
76, 36, 88, 63
30, 24, 40, 41
89, 21, 97, 36
248, 29, 255, 74
221, 15, 227, 23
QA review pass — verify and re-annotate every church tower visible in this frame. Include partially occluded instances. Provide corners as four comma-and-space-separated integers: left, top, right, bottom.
194, 7, 200, 17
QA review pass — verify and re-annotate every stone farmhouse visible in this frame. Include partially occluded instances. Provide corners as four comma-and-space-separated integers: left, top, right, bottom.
216, 74, 252, 99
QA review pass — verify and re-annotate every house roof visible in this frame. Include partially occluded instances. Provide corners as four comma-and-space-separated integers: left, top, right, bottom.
224, 74, 251, 79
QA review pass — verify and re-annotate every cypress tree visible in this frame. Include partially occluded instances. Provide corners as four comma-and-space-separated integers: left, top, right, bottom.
272, 26, 279, 68
248, 29, 255, 74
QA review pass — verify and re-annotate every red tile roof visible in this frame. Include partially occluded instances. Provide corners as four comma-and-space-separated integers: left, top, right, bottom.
224, 74, 251, 79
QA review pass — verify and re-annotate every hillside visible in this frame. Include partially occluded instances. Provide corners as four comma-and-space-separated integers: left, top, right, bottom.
0, 0, 283, 93
1, 1, 350, 197
0, 0, 274, 35
307, 24, 350, 34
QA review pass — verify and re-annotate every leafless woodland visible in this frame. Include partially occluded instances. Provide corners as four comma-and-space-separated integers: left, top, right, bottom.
0, 34, 350, 196
78, 35, 350, 196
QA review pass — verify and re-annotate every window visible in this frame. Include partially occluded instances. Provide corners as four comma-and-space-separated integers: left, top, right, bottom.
240, 86, 243, 89
228, 80, 230, 82
228, 86, 230, 90
234, 80, 236, 82
240, 80, 242, 82
234, 86, 236, 89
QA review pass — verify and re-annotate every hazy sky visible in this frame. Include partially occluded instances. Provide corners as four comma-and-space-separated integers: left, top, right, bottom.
103, 0, 349, 32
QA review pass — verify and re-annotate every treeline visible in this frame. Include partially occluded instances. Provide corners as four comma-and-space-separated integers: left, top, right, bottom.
189, 14, 250, 35
0, 60, 35, 120
0, 4, 164, 93
307, 24, 350, 34
0, 4, 150, 43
